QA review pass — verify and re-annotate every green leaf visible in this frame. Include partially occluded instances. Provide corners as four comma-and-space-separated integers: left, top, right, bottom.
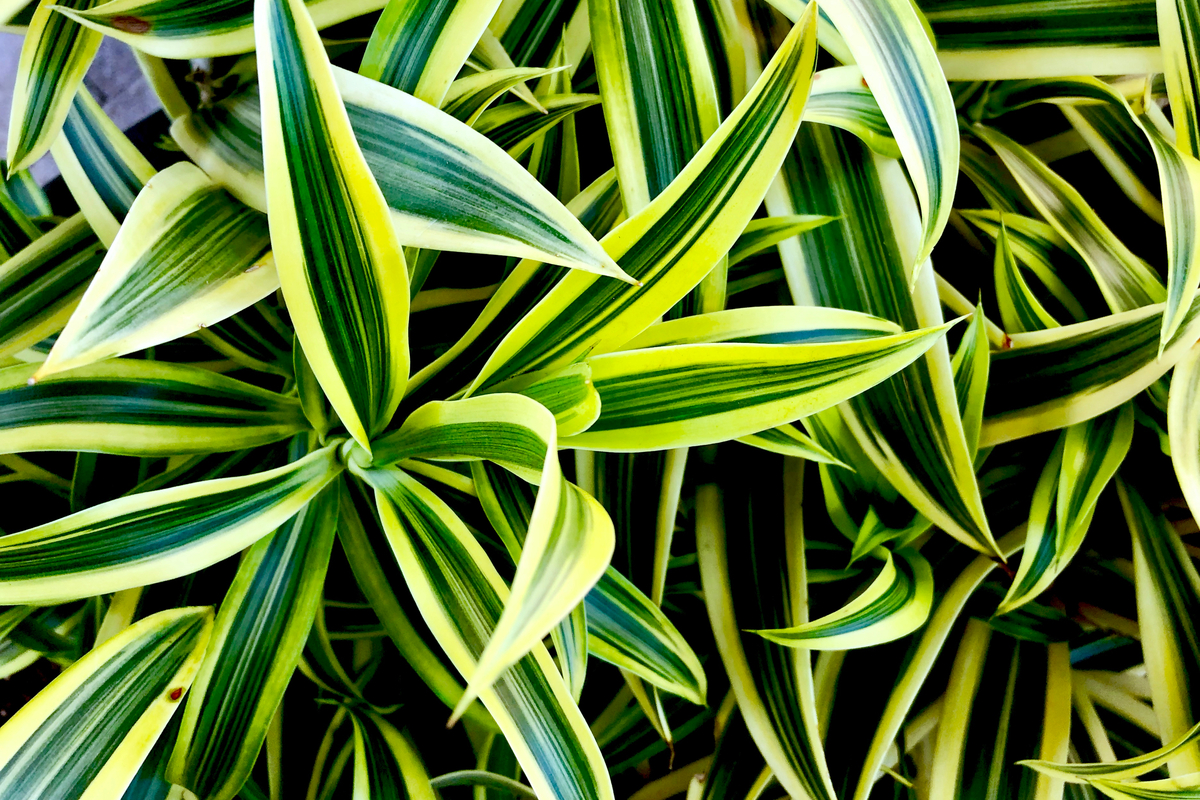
1158, 0, 1200, 157
773, 124, 996, 555
1119, 477, 1200, 775
369, 393, 613, 719
466, 7, 819, 391
0, 445, 340, 603
737, 423, 849, 468
169, 481, 339, 800
850, 527, 1027, 800
752, 548, 934, 650
820, 0, 959, 266
1, 360, 308, 456
1021, 720, 1200, 783
53, 0, 388, 58
1170, 345, 1200, 520
363, 467, 615, 800
994, 218, 1062, 334
36, 162, 276, 377
442, 67, 563, 125
2, 161, 52, 219
484, 362, 601, 439
360, 0, 501, 106
336, 479, 497, 730
171, 73, 626, 278
473, 94, 601, 160
999, 405, 1133, 614
696, 452, 836, 800
1091, 774, 1200, 799
804, 66, 901, 159
256, 0, 410, 449
6, 0, 102, 173
589, 0, 721, 211
0, 182, 40, 262
728, 215, 835, 267
926, 0, 1161, 80
565, 322, 951, 452
0, 607, 212, 799
350, 711, 438, 800
951, 303, 991, 458
697, 708, 769, 800
982, 303, 1200, 446
48, 86, 156, 249
0, 213, 103, 360
973, 123, 1166, 314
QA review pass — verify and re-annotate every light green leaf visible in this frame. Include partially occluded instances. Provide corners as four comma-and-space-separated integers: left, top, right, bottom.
53, 0, 388, 58
171, 72, 625, 278
369, 393, 613, 718
1092, 774, 1200, 799
169, 481, 339, 800
805, 65, 901, 159
485, 362, 602, 439
0, 607, 212, 800
981, 302, 1200, 446
565, 323, 950, 452
951, 302, 991, 458
442, 67, 563, 125
0, 445, 340, 603
999, 405, 1133, 614
737, 423, 850, 468
466, 7, 819, 391
36, 162, 276, 378
589, 0, 721, 211
1021, 720, 1200, 783
350, 711, 438, 800
360, 0, 502, 106
48, 86, 156, 249
0, 179, 40, 262
752, 548, 934, 650
6, 0, 101, 172
1170, 345, 1200, 521
473, 94, 600, 160
1158, 0, 1200, 157
0, 360, 308, 456
0, 213, 103, 360
729, 215, 836, 267
256, 0, 410, 449
696, 453, 836, 800
1119, 477, 1200, 775
819, 0, 959, 267
364, 467, 615, 800
994, 218, 1061, 334
973, 123, 1166, 314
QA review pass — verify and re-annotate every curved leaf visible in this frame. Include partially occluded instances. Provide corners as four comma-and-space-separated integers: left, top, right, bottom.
804, 65, 900, 158
1021, 720, 1200, 783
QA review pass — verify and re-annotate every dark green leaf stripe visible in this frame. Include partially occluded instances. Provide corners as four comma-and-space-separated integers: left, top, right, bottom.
2, 164, 52, 219
58, 88, 153, 225
350, 712, 411, 800
805, 66, 900, 158
0, 446, 340, 602
441, 67, 560, 124
0, 360, 308, 455
369, 468, 611, 800
374, 418, 545, 472
0, 214, 103, 359
471, 16, 817, 389
963, 76, 1131, 121
995, 219, 1060, 333
171, 483, 338, 800
198, 301, 293, 376
0, 609, 210, 800
6, 0, 102, 172
1160, 0, 1200, 156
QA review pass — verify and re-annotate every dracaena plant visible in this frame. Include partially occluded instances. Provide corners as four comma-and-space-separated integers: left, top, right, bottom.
4, 0, 1200, 799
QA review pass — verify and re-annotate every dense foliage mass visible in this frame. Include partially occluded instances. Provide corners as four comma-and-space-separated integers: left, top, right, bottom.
3, 0, 1200, 798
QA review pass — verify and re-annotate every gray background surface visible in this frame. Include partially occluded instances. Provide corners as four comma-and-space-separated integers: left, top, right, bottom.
1, 32, 160, 182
